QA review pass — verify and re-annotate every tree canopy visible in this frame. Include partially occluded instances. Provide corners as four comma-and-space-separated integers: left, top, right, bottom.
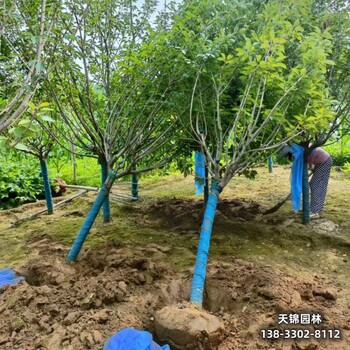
164, 0, 337, 186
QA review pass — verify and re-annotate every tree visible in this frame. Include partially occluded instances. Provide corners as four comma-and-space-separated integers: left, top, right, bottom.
171, 0, 336, 306
51, 1, 189, 261
0, 0, 91, 133
0, 102, 56, 213
256, 0, 350, 222
41, 0, 185, 223
283, 0, 350, 223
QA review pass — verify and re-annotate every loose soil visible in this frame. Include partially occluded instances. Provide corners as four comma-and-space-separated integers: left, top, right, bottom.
0, 167, 350, 349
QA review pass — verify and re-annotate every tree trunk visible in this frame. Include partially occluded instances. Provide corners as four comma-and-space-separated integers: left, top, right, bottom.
204, 164, 209, 205
39, 158, 53, 214
131, 174, 139, 198
99, 157, 111, 223
190, 185, 222, 306
66, 173, 116, 262
302, 161, 310, 224
70, 142, 77, 184
268, 156, 273, 173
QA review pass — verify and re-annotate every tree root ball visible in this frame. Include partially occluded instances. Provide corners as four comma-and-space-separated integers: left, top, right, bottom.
154, 304, 225, 349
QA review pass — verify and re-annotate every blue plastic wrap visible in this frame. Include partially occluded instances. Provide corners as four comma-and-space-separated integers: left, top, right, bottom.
0, 268, 24, 288
302, 159, 310, 224
190, 185, 222, 305
66, 185, 109, 262
103, 328, 170, 350
131, 174, 139, 198
100, 158, 111, 222
40, 159, 54, 214
268, 156, 273, 173
194, 152, 206, 196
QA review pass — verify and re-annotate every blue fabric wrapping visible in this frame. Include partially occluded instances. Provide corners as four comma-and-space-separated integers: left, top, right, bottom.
268, 156, 273, 173
67, 186, 110, 262
131, 174, 139, 198
277, 145, 291, 161
100, 158, 111, 222
194, 152, 206, 196
103, 328, 170, 350
190, 186, 221, 305
40, 159, 54, 214
302, 159, 310, 224
0, 268, 24, 288
290, 144, 305, 212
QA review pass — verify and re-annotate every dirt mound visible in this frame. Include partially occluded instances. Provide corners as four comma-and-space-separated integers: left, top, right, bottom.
155, 304, 225, 349
143, 198, 263, 232
0, 237, 349, 350
19, 258, 75, 286
0, 239, 173, 350
204, 260, 350, 350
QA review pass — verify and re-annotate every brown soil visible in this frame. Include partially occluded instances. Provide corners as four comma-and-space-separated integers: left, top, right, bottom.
1, 206, 349, 350
0, 236, 174, 350
144, 198, 263, 231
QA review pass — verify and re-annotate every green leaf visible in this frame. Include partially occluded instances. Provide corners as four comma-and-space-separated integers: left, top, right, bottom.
27, 101, 36, 110
18, 119, 32, 127
38, 102, 50, 108
38, 115, 55, 123
14, 143, 31, 152
0, 136, 8, 148
35, 62, 45, 73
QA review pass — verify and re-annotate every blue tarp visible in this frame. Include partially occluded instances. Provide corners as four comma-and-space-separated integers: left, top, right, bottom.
0, 268, 24, 288
103, 328, 170, 350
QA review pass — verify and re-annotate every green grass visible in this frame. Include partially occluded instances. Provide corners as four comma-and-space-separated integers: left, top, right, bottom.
0, 219, 33, 268
48, 157, 101, 187
48, 156, 182, 187
1, 165, 350, 277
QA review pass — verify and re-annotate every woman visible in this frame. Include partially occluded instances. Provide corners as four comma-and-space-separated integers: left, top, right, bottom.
278, 144, 332, 218
308, 147, 333, 218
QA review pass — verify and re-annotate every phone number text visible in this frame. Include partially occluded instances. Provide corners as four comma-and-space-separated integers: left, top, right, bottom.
260, 328, 341, 340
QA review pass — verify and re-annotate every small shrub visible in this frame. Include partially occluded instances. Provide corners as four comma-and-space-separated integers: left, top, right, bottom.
341, 162, 350, 174
330, 153, 350, 166
324, 137, 350, 166
0, 160, 44, 209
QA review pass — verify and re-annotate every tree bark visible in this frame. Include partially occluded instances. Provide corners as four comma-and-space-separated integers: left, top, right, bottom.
70, 142, 77, 184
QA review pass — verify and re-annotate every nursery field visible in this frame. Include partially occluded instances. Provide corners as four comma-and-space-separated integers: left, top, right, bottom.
1, 166, 350, 349
3, 0, 350, 348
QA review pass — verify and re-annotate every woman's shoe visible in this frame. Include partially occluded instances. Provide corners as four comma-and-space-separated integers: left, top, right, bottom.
310, 212, 320, 219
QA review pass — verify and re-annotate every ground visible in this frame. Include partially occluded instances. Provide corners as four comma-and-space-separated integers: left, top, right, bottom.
0, 166, 350, 349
